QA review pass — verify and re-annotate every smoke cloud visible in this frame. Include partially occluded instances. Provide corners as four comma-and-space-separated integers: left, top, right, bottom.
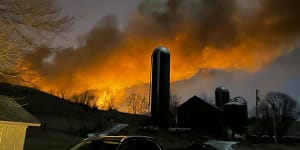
26, 0, 300, 109
173, 46, 300, 110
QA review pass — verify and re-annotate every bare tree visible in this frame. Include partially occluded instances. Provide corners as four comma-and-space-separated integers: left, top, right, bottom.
71, 90, 98, 108
126, 93, 147, 114
96, 88, 121, 110
56, 89, 71, 100
70, 94, 81, 103
170, 93, 181, 125
0, 0, 72, 82
258, 92, 300, 139
197, 93, 214, 104
0, 0, 72, 48
0, 34, 22, 80
107, 93, 117, 111
103, 90, 117, 110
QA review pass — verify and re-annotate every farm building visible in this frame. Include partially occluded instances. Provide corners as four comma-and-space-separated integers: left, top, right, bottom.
176, 86, 248, 138
0, 95, 40, 150
177, 96, 225, 135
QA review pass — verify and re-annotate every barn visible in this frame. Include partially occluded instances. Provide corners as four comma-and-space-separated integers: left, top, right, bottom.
0, 95, 40, 150
177, 96, 225, 135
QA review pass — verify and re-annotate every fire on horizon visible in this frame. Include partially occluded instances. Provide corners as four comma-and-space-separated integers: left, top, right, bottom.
22, 0, 300, 111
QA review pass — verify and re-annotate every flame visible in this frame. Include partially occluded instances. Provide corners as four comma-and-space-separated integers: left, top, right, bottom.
94, 88, 125, 109
31, 33, 288, 112
22, 0, 300, 112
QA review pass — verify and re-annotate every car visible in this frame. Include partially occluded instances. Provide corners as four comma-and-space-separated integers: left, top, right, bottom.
70, 136, 163, 150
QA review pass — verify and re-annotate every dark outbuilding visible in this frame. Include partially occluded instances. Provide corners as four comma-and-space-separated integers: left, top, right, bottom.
177, 96, 225, 135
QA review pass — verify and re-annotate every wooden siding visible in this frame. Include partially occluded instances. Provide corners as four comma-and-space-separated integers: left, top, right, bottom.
0, 123, 27, 150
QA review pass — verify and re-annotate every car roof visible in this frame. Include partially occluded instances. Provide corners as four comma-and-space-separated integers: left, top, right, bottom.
84, 136, 157, 143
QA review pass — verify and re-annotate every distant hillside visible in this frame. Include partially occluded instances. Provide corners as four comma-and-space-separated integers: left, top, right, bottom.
0, 82, 147, 133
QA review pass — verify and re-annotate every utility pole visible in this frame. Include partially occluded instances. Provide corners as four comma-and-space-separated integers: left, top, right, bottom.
272, 104, 278, 149
256, 89, 262, 142
256, 89, 260, 119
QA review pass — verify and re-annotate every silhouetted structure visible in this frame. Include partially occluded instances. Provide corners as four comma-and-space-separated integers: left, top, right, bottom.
224, 96, 248, 138
150, 46, 170, 128
215, 86, 230, 109
177, 96, 225, 135
0, 95, 40, 149
177, 87, 248, 137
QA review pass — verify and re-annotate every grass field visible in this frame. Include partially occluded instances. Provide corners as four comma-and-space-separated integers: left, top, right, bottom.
24, 129, 83, 150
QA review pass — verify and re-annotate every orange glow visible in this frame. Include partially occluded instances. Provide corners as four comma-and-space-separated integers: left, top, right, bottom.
30, 32, 288, 112
95, 88, 125, 110
13, 0, 299, 114
23, 12, 295, 112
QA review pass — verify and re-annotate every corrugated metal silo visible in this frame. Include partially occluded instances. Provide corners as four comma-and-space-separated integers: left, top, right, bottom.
224, 96, 248, 134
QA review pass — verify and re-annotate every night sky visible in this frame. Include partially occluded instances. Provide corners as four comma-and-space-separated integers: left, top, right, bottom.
50, 0, 300, 111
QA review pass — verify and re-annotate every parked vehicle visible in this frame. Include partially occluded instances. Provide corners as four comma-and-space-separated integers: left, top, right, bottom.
70, 136, 163, 150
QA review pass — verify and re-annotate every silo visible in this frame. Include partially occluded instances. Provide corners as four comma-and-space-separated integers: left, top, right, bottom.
224, 97, 248, 135
215, 86, 230, 109
150, 46, 170, 128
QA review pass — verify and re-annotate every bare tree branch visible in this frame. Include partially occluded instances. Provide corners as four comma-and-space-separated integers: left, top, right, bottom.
170, 93, 181, 125
126, 93, 147, 114
197, 93, 214, 105
0, 0, 72, 84
71, 90, 98, 108
258, 92, 300, 139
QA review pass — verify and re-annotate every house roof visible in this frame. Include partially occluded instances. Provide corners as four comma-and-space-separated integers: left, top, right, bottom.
0, 95, 40, 126
178, 96, 223, 112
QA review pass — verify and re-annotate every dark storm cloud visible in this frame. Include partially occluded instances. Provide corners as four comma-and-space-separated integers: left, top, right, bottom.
33, 0, 300, 73
128, 0, 300, 49
173, 46, 300, 110
27, 0, 300, 98
27, 15, 122, 87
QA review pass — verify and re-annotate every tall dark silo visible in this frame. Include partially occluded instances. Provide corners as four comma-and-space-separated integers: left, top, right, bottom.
150, 46, 170, 128
215, 86, 230, 109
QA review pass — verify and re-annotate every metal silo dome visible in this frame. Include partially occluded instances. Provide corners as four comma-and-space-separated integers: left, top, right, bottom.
215, 86, 230, 109
215, 86, 229, 92
153, 46, 170, 54
231, 96, 247, 105
224, 96, 248, 135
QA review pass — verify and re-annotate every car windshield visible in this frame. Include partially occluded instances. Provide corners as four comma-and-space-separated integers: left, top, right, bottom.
70, 140, 119, 150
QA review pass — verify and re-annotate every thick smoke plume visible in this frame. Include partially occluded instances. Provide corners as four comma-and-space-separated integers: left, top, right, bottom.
26, 0, 300, 109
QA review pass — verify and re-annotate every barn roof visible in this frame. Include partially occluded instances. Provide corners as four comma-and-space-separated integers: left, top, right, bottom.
0, 95, 40, 126
178, 96, 223, 112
